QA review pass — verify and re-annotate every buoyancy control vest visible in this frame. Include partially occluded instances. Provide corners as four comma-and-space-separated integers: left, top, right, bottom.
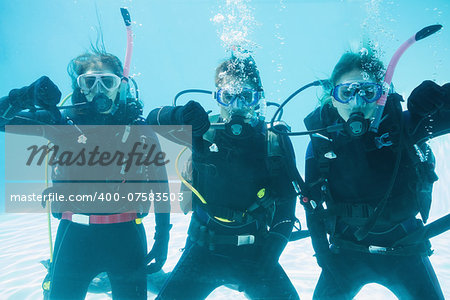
186, 115, 297, 228
303, 94, 438, 232
46, 115, 168, 219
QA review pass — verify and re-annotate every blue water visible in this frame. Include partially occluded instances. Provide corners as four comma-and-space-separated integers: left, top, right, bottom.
0, 0, 449, 299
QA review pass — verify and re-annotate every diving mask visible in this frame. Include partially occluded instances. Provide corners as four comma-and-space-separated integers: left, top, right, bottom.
332, 82, 383, 104
77, 73, 121, 95
215, 88, 264, 107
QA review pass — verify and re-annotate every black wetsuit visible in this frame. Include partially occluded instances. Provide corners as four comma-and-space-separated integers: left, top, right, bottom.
1, 95, 170, 300
148, 108, 300, 300
303, 94, 448, 299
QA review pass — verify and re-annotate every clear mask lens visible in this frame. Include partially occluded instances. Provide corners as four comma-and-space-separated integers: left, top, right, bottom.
216, 88, 261, 107
77, 73, 121, 93
333, 82, 382, 104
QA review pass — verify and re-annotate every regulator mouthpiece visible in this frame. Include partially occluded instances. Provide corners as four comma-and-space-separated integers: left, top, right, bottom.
92, 94, 114, 113
346, 112, 368, 137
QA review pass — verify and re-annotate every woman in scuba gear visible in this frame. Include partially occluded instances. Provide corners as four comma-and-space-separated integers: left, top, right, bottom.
0, 50, 172, 300
302, 49, 449, 299
147, 56, 300, 299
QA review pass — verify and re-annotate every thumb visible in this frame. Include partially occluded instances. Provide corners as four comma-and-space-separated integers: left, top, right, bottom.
146, 258, 166, 274
145, 250, 156, 264
35, 76, 62, 106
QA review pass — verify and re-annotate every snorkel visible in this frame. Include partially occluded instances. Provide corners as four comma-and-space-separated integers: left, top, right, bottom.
118, 8, 133, 115
369, 24, 442, 133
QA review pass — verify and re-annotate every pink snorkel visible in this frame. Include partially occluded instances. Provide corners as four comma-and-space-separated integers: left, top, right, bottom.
369, 24, 442, 133
119, 8, 133, 110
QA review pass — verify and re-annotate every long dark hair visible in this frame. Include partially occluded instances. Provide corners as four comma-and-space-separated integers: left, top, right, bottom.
67, 49, 123, 90
67, 48, 124, 104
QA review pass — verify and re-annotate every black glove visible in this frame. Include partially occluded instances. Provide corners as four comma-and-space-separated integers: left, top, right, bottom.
407, 80, 450, 117
314, 248, 335, 269
256, 232, 289, 274
8, 76, 62, 121
9, 76, 61, 110
174, 100, 210, 136
145, 224, 172, 274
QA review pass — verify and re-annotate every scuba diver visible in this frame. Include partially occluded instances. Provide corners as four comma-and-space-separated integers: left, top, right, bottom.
299, 47, 449, 299
0, 49, 172, 299
146, 55, 300, 299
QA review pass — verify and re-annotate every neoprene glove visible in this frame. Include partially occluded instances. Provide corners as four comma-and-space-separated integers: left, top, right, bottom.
256, 232, 289, 273
174, 100, 210, 136
8, 76, 61, 110
145, 224, 172, 274
407, 80, 450, 117
7, 76, 62, 121
314, 248, 335, 269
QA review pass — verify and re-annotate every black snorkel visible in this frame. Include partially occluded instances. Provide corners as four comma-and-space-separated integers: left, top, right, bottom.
173, 89, 213, 106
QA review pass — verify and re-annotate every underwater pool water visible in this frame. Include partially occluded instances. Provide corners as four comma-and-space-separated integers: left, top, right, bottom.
0, 0, 449, 299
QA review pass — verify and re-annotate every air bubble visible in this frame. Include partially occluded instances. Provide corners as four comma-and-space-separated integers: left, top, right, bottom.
361, 71, 370, 81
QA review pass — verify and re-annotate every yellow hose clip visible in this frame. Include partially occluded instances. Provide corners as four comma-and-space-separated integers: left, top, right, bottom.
257, 188, 266, 199
42, 280, 51, 291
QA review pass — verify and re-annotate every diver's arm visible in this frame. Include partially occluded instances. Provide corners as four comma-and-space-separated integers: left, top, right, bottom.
257, 133, 298, 270
303, 143, 332, 267
0, 95, 28, 128
147, 106, 180, 126
147, 105, 193, 147
146, 101, 210, 146
141, 128, 172, 219
270, 195, 297, 239
145, 211, 171, 274
154, 212, 171, 242
3, 110, 62, 137
0, 98, 61, 137
0, 84, 38, 129
146, 201, 171, 273
407, 81, 450, 143
0, 76, 62, 134
141, 128, 172, 274
406, 110, 450, 144
257, 186, 296, 271
268, 133, 298, 240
